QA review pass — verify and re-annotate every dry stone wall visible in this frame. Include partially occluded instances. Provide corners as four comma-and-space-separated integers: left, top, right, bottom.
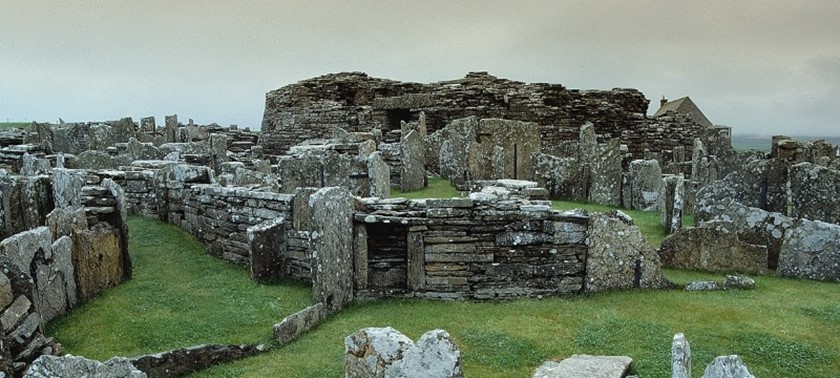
260, 71, 714, 167
351, 191, 667, 300
0, 167, 131, 375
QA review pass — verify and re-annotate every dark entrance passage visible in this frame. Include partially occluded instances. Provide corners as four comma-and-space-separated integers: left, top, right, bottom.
366, 223, 408, 289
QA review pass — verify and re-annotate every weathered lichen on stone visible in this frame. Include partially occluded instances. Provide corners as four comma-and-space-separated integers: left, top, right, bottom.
344, 327, 463, 378
585, 210, 669, 293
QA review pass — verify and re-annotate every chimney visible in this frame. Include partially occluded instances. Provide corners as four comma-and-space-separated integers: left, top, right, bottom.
660, 96, 668, 108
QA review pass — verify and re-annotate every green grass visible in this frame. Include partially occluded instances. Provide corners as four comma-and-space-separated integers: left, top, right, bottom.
0, 122, 30, 129
47, 179, 840, 377
390, 176, 462, 199
550, 200, 694, 248
195, 274, 840, 377
46, 217, 312, 359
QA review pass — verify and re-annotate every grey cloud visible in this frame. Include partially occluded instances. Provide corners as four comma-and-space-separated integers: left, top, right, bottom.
2, 1, 840, 136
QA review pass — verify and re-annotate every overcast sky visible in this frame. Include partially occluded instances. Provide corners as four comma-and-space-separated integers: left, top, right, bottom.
3, 1, 839, 136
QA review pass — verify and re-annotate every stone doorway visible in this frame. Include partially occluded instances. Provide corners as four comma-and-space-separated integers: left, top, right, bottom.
384, 108, 414, 132
366, 223, 408, 289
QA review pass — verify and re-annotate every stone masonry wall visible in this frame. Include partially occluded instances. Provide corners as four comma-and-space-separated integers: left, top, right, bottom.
353, 197, 588, 300
0, 168, 132, 375
260, 72, 714, 163
350, 193, 666, 300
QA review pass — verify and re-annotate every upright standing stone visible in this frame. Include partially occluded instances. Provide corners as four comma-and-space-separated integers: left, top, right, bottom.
71, 223, 128, 300
165, 114, 178, 143
141, 116, 156, 134
247, 218, 287, 282
659, 174, 685, 234
531, 153, 588, 201
585, 211, 668, 292
438, 124, 476, 186
624, 159, 663, 210
309, 187, 354, 312
491, 146, 505, 179
400, 129, 426, 192
589, 139, 623, 206
20, 153, 37, 176
367, 152, 391, 199
579, 122, 598, 164
672, 333, 691, 378
209, 133, 229, 174
692, 138, 719, 188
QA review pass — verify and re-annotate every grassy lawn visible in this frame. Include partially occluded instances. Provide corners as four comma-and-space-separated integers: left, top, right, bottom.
195, 274, 840, 377
46, 179, 839, 377
46, 217, 312, 359
390, 175, 462, 198
0, 121, 30, 129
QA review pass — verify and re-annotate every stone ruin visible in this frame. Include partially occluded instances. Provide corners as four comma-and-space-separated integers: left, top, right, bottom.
1, 116, 259, 174
260, 71, 722, 165
0, 113, 676, 375
0, 72, 834, 375
342, 328, 756, 378
257, 72, 736, 237
0, 168, 130, 376
660, 135, 840, 280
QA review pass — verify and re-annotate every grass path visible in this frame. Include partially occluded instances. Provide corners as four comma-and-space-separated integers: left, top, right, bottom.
46, 217, 312, 359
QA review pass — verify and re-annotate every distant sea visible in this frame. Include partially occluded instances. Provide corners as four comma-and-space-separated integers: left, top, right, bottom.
731, 134, 840, 152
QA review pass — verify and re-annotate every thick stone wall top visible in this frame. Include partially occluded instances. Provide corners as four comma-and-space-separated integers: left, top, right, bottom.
260, 72, 651, 155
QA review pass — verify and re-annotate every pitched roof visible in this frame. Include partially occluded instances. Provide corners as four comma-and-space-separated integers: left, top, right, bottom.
654, 96, 713, 127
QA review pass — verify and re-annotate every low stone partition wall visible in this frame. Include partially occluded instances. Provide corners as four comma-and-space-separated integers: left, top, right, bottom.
178, 185, 299, 269
353, 197, 587, 299
342, 193, 666, 301
129, 344, 265, 378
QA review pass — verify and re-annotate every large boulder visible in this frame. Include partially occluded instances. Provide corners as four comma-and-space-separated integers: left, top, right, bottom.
585, 211, 669, 292
344, 327, 463, 378
23, 355, 146, 378
702, 355, 755, 378
659, 227, 768, 274
532, 355, 632, 378
778, 219, 840, 281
